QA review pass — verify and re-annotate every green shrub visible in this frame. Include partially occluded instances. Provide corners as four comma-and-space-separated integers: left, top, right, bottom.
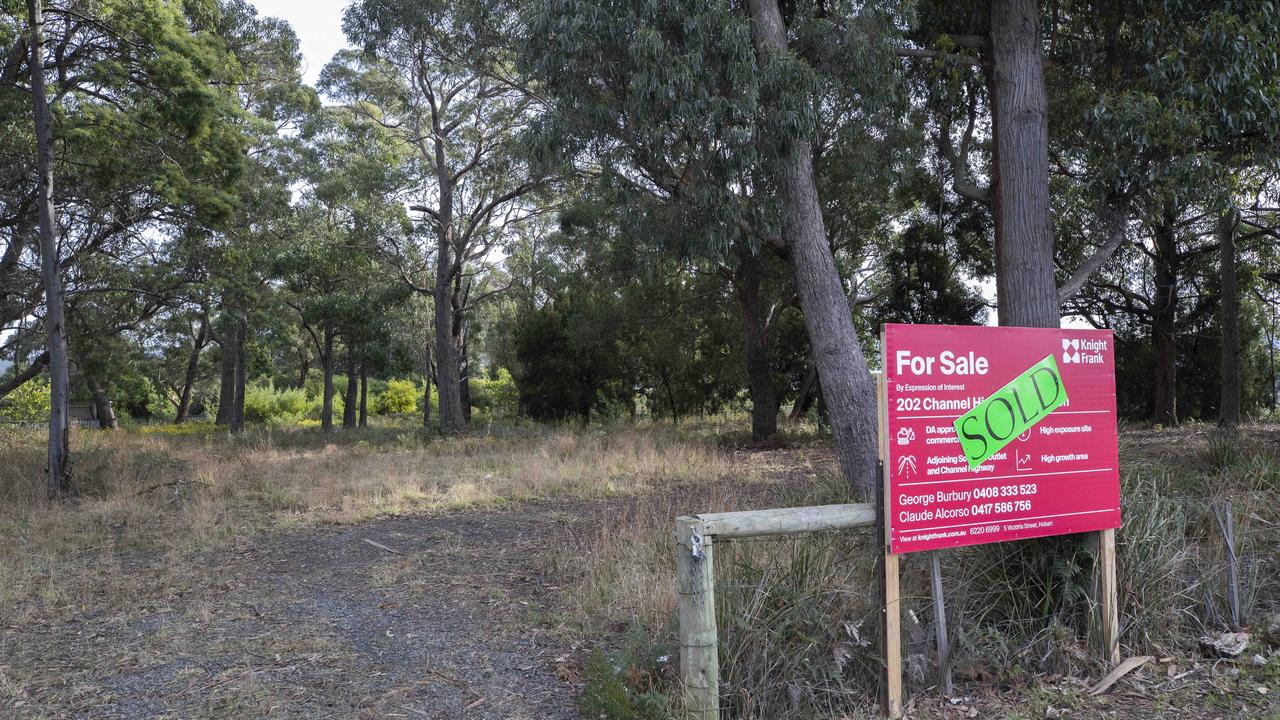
375, 379, 419, 415
274, 386, 309, 418
243, 382, 341, 424
0, 378, 51, 423
471, 368, 518, 418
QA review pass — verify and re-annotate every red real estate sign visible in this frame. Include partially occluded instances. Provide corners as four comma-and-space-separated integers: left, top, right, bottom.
882, 324, 1122, 554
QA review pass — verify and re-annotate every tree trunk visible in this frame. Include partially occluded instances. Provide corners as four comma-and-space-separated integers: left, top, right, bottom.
747, 0, 879, 494
86, 373, 116, 430
359, 365, 368, 428
29, 0, 69, 497
659, 366, 680, 426
433, 158, 466, 434
321, 326, 334, 432
435, 286, 464, 434
215, 319, 236, 426
789, 363, 819, 421
1152, 213, 1178, 425
342, 347, 358, 429
458, 326, 472, 424
176, 315, 208, 424
297, 345, 310, 388
736, 244, 779, 440
990, 0, 1060, 328
1218, 209, 1240, 427
421, 333, 434, 430
230, 317, 246, 433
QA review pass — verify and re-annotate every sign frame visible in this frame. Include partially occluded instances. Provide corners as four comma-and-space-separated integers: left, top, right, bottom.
876, 324, 1122, 718
880, 323, 1122, 555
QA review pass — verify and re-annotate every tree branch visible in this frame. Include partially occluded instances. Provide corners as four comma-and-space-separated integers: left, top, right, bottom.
1058, 200, 1129, 304
0, 351, 49, 401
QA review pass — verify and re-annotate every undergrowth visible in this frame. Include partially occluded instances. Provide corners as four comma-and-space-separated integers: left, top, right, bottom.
558, 424, 1280, 719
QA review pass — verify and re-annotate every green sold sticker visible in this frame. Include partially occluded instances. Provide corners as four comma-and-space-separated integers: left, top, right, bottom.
954, 354, 1068, 469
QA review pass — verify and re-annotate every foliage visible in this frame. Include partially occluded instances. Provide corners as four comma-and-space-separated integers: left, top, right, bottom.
512, 302, 616, 422
577, 649, 671, 720
469, 369, 519, 419
0, 378, 51, 423
243, 382, 338, 425
374, 379, 419, 415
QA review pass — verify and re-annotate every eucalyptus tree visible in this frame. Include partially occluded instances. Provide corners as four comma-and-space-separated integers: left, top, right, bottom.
26, 0, 69, 491
895, 0, 1063, 328
324, 0, 549, 435
1050, 0, 1280, 424
6, 0, 261, 493
278, 106, 412, 431
525, 0, 906, 487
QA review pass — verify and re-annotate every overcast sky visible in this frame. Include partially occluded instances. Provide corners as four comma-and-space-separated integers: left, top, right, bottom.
251, 0, 351, 87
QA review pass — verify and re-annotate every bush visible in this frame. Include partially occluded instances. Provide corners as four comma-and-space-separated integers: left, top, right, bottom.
0, 378, 51, 423
243, 382, 341, 425
243, 384, 280, 424
375, 379, 419, 415
471, 368, 518, 418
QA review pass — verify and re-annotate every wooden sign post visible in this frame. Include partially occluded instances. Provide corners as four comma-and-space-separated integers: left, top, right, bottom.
877, 369, 904, 718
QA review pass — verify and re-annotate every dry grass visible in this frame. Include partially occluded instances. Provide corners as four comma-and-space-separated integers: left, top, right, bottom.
551, 424, 1280, 718
5, 419, 1278, 719
0, 419, 743, 628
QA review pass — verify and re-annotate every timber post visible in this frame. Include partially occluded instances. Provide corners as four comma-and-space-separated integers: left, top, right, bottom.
674, 503, 877, 718
1094, 528, 1120, 665
676, 515, 718, 720
876, 366, 904, 718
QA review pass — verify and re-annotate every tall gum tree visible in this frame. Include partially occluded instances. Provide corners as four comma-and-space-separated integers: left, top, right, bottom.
745, 0, 881, 488
27, 0, 69, 496
524, 0, 906, 486
327, 0, 547, 435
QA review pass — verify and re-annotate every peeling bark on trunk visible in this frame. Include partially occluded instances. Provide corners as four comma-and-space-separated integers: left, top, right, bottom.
1219, 209, 1240, 427
1152, 213, 1178, 426
990, 0, 1060, 328
29, 0, 69, 497
176, 316, 208, 424
342, 348, 358, 429
747, 0, 879, 494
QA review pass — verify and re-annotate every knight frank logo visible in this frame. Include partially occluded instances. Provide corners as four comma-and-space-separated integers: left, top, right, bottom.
1062, 338, 1082, 364
1062, 337, 1108, 365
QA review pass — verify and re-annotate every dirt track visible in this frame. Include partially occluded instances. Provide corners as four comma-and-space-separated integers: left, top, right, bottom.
4, 505, 580, 719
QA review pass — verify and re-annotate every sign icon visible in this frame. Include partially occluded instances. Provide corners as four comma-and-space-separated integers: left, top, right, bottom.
896, 455, 917, 477
1018, 429, 1032, 442
1016, 449, 1032, 472
895, 427, 916, 446
1062, 338, 1082, 364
